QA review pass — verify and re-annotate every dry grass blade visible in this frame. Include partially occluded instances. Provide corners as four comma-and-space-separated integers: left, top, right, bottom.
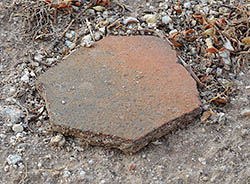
16, 0, 54, 40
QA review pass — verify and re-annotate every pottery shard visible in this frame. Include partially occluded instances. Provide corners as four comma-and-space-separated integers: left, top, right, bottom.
37, 36, 201, 153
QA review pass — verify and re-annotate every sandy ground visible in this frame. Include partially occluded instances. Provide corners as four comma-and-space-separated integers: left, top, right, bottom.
0, 0, 249, 183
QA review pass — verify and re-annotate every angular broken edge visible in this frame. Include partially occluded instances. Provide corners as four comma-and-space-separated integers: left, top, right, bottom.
37, 81, 200, 154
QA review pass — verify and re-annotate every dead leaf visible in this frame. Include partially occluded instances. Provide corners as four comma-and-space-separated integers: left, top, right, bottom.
209, 108, 217, 117
168, 32, 182, 47
201, 111, 211, 122
206, 47, 218, 54
202, 28, 214, 36
172, 0, 182, 13
241, 37, 250, 45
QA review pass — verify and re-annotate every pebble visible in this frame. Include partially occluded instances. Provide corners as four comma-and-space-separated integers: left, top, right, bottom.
69, 42, 76, 50
88, 159, 94, 165
100, 180, 106, 184
65, 31, 75, 39
217, 112, 225, 123
183, 2, 191, 9
34, 54, 43, 62
99, 27, 106, 34
7, 154, 22, 165
21, 74, 30, 83
5, 107, 23, 123
216, 68, 223, 76
65, 40, 73, 47
162, 15, 172, 24
169, 29, 178, 35
143, 14, 157, 24
46, 58, 57, 65
94, 32, 102, 41
0, 65, 4, 72
63, 170, 71, 177
79, 169, 86, 176
198, 157, 206, 165
50, 134, 66, 146
8, 87, 16, 96
219, 49, 231, 66
12, 124, 24, 133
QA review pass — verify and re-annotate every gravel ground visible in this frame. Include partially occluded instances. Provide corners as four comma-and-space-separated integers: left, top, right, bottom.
0, 0, 249, 183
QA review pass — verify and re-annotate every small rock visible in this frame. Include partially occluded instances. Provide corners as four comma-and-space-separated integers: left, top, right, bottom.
152, 140, 162, 145
198, 157, 206, 165
66, 31, 75, 39
63, 170, 71, 177
99, 27, 106, 34
65, 40, 73, 47
169, 29, 178, 35
21, 74, 30, 83
34, 54, 43, 62
88, 159, 94, 165
201, 176, 209, 181
7, 154, 22, 165
30, 71, 36, 77
8, 87, 16, 96
5, 107, 23, 123
184, 2, 191, 9
162, 15, 172, 24
83, 34, 92, 42
216, 68, 223, 76
143, 14, 157, 24
79, 169, 86, 176
219, 49, 231, 67
47, 58, 57, 65
94, 32, 102, 41
100, 180, 106, 184
50, 134, 66, 146
201, 128, 206, 133
69, 42, 76, 50
217, 112, 225, 123
0, 65, 4, 71
4, 165, 9, 172
12, 124, 24, 133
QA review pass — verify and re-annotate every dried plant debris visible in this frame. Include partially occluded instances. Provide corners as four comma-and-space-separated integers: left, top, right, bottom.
6, 0, 249, 113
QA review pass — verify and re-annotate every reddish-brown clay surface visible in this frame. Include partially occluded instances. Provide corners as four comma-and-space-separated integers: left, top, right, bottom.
38, 36, 201, 153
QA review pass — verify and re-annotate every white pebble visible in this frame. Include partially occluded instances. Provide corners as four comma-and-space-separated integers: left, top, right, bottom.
94, 32, 102, 41
63, 170, 71, 177
47, 58, 57, 65
7, 154, 22, 165
99, 27, 106, 34
65, 40, 73, 47
12, 124, 24, 133
88, 159, 94, 165
21, 74, 30, 83
184, 2, 191, 9
162, 15, 172, 24
100, 180, 106, 184
79, 169, 86, 176
169, 29, 178, 35
8, 87, 16, 96
34, 54, 43, 62
50, 134, 65, 146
